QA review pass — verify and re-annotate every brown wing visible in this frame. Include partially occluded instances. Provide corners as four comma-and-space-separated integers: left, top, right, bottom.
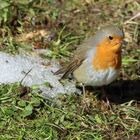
54, 57, 84, 78
54, 37, 96, 78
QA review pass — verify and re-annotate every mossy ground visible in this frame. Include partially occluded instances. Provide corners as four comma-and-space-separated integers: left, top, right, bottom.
0, 0, 140, 139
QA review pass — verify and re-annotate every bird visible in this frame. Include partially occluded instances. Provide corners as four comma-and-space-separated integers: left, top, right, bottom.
55, 25, 124, 88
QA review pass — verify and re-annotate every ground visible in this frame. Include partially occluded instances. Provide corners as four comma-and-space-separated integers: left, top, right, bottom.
0, 0, 140, 139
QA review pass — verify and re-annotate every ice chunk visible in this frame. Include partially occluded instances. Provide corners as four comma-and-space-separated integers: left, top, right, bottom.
0, 52, 80, 98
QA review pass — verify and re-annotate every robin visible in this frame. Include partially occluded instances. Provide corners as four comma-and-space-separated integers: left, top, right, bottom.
55, 25, 124, 87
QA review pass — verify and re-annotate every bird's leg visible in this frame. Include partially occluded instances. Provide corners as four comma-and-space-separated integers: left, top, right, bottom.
82, 83, 86, 98
78, 82, 86, 97
80, 83, 90, 113
101, 86, 112, 109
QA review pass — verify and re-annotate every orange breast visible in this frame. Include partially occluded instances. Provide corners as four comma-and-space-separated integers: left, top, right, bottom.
92, 38, 122, 71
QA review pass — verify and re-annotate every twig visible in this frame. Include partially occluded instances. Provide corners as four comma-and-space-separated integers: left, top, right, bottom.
124, 12, 140, 24
20, 68, 33, 85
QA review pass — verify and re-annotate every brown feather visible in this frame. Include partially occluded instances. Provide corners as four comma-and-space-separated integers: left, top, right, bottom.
54, 58, 84, 78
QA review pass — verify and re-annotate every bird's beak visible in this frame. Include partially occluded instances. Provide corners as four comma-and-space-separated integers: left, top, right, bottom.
112, 41, 122, 52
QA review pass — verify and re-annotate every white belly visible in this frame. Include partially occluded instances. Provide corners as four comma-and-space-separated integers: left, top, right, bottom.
73, 59, 119, 86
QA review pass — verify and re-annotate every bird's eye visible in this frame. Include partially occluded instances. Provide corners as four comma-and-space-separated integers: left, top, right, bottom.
109, 36, 113, 40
